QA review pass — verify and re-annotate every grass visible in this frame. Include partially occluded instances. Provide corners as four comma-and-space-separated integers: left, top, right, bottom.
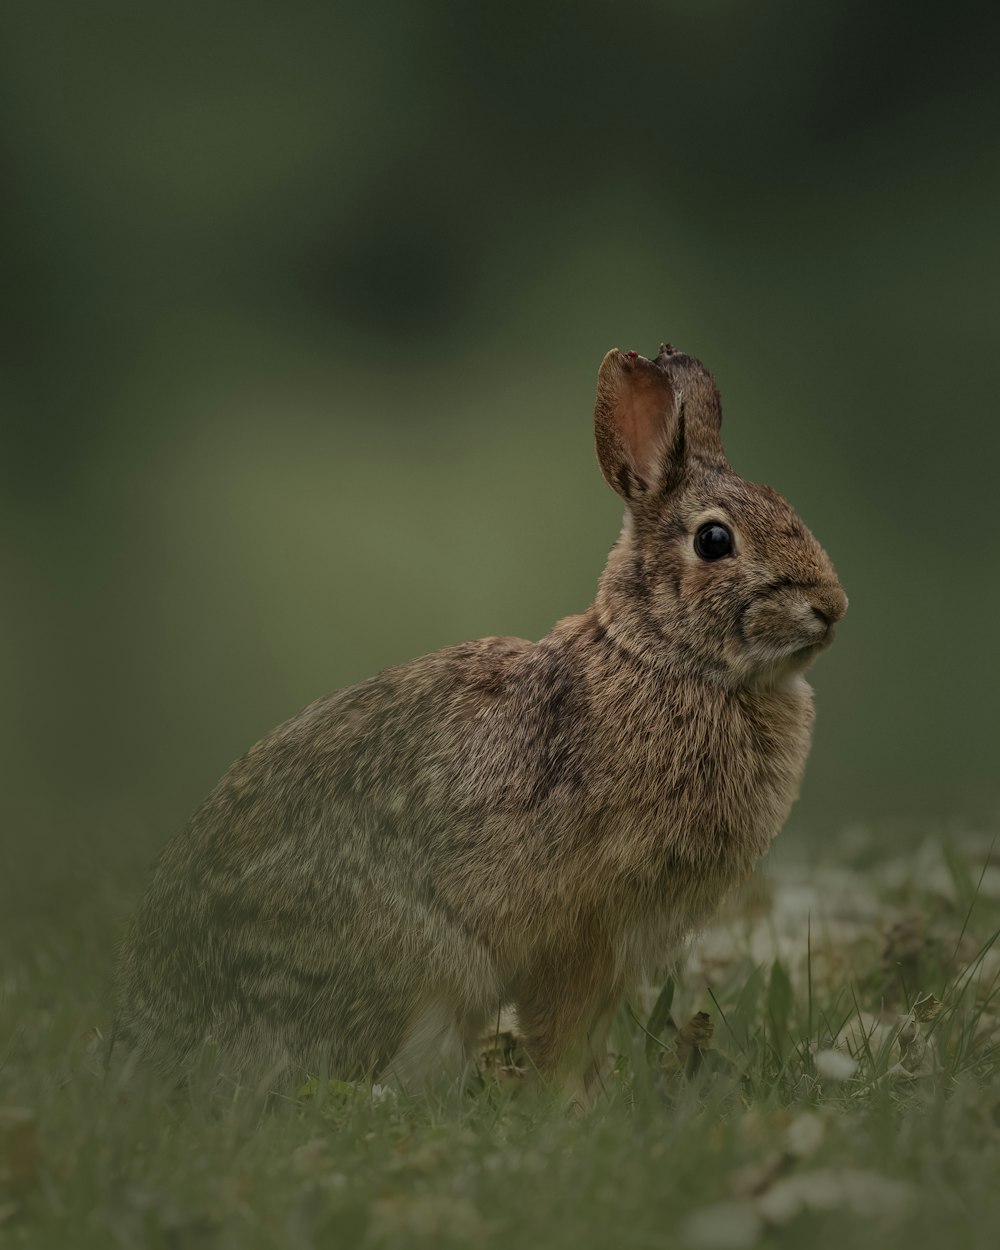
3, 829, 1000, 1249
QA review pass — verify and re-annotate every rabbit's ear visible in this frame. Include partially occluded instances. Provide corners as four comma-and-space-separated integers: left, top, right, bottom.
593, 346, 725, 501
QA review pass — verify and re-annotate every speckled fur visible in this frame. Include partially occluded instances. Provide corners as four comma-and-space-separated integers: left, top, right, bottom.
115, 345, 846, 1101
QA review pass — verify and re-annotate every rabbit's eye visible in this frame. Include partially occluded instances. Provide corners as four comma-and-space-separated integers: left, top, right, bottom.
694, 522, 734, 561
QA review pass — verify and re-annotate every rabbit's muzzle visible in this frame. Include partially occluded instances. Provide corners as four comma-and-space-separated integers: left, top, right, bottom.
740, 579, 848, 670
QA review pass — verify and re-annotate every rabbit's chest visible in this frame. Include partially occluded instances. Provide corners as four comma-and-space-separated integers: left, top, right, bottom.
598, 684, 814, 876
584, 688, 814, 978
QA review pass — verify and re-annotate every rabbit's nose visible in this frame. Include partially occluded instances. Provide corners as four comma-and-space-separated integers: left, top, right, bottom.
810, 586, 848, 627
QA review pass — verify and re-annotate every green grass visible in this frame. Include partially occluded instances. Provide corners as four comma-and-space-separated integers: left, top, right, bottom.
3, 832, 1000, 1249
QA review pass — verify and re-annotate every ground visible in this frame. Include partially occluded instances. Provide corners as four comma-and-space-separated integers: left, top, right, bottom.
3, 828, 1000, 1249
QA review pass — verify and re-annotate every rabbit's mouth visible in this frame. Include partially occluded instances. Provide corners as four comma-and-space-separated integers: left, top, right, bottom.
739, 626, 835, 688
791, 638, 827, 664
737, 602, 837, 674
800, 622, 836, 656
741, 640, 826, 692
785, 623, 837, 665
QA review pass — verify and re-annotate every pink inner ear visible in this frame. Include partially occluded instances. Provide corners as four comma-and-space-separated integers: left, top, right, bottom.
594, 349, 680, 500
618, 366, 674, 487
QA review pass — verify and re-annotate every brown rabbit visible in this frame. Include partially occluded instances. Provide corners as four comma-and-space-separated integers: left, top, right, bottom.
115, 344, 846, 1103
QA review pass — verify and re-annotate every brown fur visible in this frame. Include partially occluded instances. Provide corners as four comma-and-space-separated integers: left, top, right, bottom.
115, 343, 846, 1103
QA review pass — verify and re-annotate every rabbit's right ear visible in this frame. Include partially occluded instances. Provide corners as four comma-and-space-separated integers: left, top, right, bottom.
593, 349, 683, 502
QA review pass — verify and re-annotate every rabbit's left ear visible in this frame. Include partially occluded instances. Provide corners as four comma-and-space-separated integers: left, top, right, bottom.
594, 346, 726, 503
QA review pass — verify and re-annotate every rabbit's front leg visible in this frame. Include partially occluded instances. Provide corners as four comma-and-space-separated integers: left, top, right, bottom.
512, 941, 622, 1109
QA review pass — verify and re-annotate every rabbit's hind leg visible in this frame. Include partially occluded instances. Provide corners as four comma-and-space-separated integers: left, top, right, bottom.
379, 936, 498, 1094
382, 997, 468, 1091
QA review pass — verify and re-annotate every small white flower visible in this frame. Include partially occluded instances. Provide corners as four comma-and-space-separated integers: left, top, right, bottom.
813, 1048, 858, 1080
756, 1168, 914, 1224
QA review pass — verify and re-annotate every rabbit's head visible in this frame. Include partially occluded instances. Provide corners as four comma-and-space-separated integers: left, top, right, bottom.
594, 345, 846, 689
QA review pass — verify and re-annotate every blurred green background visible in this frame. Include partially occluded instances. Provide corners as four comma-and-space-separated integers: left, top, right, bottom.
2, 0, 998, 881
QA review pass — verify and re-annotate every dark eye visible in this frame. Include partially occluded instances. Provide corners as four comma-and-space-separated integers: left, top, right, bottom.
694, 522, 734, 561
